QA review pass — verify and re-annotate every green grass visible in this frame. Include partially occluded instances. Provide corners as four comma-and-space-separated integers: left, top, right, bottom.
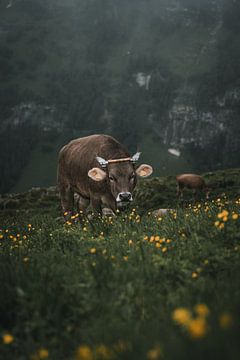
0, 171, 240, 359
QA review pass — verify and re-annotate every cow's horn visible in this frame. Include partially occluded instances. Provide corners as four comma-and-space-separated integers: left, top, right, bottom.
131, 152, 141, 163
96, 156, 108, 168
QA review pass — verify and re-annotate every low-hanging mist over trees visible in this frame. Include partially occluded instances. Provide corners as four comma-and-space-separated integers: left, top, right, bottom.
0, 0, 240, 193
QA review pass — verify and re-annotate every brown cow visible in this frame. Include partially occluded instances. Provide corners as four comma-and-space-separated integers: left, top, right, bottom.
176, 174, 210, 199
57, 134, 153, 216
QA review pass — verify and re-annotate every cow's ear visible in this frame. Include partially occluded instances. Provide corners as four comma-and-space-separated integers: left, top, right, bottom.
88, 167, 106, 181
136, 164, 153, 178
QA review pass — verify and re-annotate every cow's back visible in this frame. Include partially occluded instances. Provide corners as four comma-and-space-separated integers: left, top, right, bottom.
176, 174, 205, 189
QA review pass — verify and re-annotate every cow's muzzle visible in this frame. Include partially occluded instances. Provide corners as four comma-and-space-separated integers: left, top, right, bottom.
116, 192, 133, 209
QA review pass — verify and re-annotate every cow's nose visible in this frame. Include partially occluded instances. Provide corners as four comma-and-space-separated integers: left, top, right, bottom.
119, 192, 132, 201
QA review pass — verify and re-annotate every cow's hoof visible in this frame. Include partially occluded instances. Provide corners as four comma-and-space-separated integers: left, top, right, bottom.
102, 207, 115, 217
151, 208, 173, 217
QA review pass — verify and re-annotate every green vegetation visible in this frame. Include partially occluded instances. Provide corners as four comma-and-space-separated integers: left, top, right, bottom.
0, 169, 240, 359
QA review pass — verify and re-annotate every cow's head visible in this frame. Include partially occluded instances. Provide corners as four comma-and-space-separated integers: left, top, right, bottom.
88, 153, 153, 209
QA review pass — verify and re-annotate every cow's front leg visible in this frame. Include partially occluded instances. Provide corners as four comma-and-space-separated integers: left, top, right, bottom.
89, 197, 102, 217
101, 194, 116, 214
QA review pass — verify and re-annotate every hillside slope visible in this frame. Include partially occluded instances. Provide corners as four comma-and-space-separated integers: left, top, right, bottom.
1, 168, 240, 215
0, 167, 240, 360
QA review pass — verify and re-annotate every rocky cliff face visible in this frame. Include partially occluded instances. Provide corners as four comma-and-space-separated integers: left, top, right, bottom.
152, 86, 240, 156
1, 0, 240, 191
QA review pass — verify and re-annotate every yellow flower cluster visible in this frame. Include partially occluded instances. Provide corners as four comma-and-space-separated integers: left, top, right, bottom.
75, 341, 131, 360
172, 304, 210, 340
143, 235, 172, 252
127, 208, 141, 223
0, 227, 29, 253
215, 209, 239, 229
172, 304, 234, 340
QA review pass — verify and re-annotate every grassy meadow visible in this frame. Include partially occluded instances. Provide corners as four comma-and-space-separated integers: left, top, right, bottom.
0, 169, 240, 360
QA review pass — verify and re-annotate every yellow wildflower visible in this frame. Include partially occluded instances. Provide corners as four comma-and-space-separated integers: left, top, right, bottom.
187, 317, 208, 339
128, 240, 133, 245
192, 272, 198, 279
2, 333, 14, 344
219, 312, 233, 329
162, 247, 167, 253
123, 256, 128, 261
90, 248, 96, 254
232, 213, 238, 220
0, 234, 3, 239
194, 304, 210, 317
75, 345, 93, 360
172, 308, 192, 326
38, 348, 49, 359
154, 236, 160, 242
147, 345, 161, 360
95, 344, 113, 359
219, 223, 225, 230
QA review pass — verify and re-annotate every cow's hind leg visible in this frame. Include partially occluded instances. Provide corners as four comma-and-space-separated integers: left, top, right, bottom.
75, 194, 90, 213
59, 184, 74, 219
177, 184, 183, 198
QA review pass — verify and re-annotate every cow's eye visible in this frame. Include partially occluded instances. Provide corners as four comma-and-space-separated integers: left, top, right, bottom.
109, 176, 115, 182
129, 174, 135, 182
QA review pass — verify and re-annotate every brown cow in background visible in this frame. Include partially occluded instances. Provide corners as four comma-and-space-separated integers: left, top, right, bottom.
176, 174, 210, 199
57, 134, 153, 216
